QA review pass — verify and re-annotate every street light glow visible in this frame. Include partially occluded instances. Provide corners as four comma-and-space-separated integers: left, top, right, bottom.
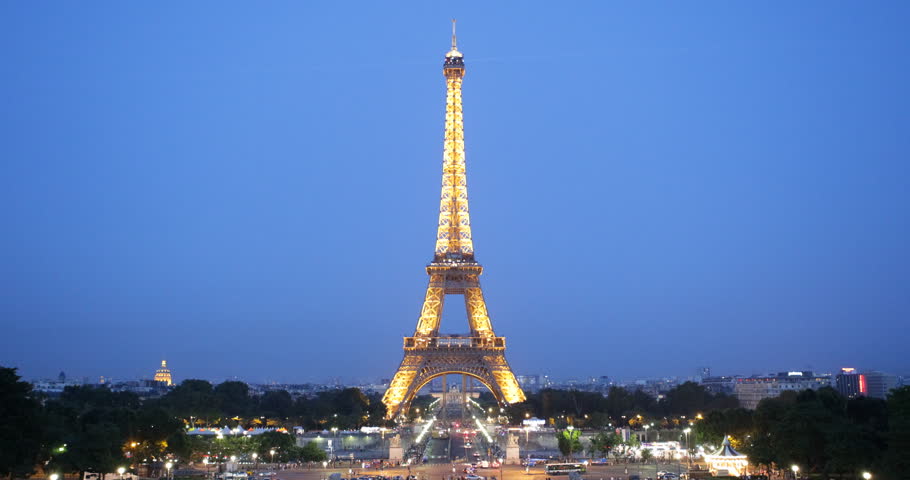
862, 473, 871, 480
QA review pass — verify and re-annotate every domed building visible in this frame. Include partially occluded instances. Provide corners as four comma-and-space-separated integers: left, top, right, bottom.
154, 360, 173, 386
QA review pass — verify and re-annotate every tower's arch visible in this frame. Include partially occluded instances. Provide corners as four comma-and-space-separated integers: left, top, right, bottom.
398, 368, 508, 413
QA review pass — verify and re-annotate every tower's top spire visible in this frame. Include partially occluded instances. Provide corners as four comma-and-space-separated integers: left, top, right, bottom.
451, 18, 457, 50
446, 19, 463, 58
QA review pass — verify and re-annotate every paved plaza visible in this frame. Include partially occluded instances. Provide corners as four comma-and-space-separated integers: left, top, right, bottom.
270, 463, 691, 480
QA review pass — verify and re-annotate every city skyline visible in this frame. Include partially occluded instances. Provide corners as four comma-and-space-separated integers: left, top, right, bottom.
2, 2, 909, 383
18, 357, 907, 388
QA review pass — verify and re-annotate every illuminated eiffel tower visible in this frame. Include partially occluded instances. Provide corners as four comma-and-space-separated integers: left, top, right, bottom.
382, 21, 525, 420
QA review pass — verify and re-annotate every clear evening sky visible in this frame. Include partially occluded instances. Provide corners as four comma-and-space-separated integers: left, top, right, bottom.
1, 2, 908, 384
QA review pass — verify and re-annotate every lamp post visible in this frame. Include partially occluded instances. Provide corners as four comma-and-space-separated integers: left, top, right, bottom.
252, 453, 258, 471
50, 473, 59, 480
270, 449, 276, 466
117, 467, 126, 480
203, 458, 209, 478
683, 428, 691, 470
230, 456, 237, 473
643, 425, 650, 443
165, 462, 173, 480
791, 465, 799, 480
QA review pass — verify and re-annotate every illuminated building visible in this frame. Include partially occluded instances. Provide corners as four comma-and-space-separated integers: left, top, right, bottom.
733, 371, 831, 409
382, 21, 525, 419
154, 360, 173, 386
836, 367, 864, 398
836, 368, 898, 399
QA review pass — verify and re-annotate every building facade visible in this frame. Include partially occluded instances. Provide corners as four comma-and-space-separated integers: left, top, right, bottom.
835, 368, 898, 400
734, 371, 831, 409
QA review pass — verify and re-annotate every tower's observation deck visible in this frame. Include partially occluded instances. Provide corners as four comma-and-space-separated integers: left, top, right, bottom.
382, 22, 525, 419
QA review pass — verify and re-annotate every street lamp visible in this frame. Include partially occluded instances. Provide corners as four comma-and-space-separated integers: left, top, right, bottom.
270, 449, 276, 465
862, 473, 872, 480
791, 465, 799, 480
50, 474, 59, 480
683, 428, 691, 470
322, 461, 328, 469
252, 453, 258, 470
117, 467, 126, 480
643, 424, 650, 443
230, 456, 237, 473
165, 462, 173, 480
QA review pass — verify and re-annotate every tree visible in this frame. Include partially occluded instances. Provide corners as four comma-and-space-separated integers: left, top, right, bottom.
131, 406, 183, 460
42, 386, 136, 476
255, 431, 295, 459
885, 386, 910, 477
162, 380, 218, 423
258, 391, 293, 419
588, 432, 620, 458
49, 421, 126, 476
695, 408, 753, 447
640, 448, 653, 463
298, 442, 327, 462
557, 428, 582, 460
662, 382, 710, 416
0, 367, 45, 480
214, 381, 251, 420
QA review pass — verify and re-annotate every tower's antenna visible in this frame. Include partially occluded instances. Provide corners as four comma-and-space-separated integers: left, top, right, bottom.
451, 18, 457, 50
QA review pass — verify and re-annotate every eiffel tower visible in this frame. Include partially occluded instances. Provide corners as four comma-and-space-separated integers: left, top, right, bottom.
382, 21, 526, 420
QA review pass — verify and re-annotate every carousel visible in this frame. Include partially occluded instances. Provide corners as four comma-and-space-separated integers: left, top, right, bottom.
703, 436, 749, 477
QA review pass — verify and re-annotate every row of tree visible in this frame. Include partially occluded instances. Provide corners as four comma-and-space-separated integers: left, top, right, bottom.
0, 367, 346, 480
548, 385, 910, 478
155, 380, 387, 429
500, 382, 739, 426
693, 386, 910, 479
508, 382, 910, 478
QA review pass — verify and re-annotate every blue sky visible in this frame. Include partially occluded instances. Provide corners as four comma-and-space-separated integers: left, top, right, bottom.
1, 2, 908, 384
